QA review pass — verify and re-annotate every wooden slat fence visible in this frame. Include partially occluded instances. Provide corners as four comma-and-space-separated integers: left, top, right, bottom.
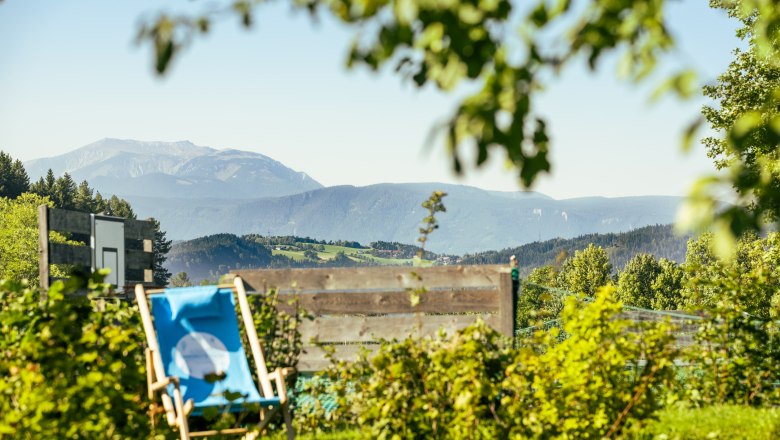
232, 265, 513, 372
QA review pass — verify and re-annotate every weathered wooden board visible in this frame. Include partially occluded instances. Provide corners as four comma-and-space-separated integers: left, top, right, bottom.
273, 288, 500, 315
49, 243, 91, 266
126, 249, 154, 270
48, 208, 91, 234
234, 265, 507, 292
235, 265, 515, 369
38, 205, 50, 291
126, 268, 154, 284
297, 344, 377, 372
298, 313, 500, 344
125, 218, 155, 240
498, 272, 515, 338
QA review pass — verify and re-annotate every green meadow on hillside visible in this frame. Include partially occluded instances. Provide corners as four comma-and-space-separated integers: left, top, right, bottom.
271, 242, 422, 265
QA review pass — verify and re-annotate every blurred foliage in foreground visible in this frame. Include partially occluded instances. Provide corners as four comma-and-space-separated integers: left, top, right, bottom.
134, 0, 780, 248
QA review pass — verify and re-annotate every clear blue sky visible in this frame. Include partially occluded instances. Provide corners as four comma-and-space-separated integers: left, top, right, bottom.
0, 0, 740, 199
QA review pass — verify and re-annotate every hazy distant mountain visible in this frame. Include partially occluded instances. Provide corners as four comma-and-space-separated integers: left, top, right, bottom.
24, 138, 322, 198
25, 139, 684, 254
125, 183, 682, 255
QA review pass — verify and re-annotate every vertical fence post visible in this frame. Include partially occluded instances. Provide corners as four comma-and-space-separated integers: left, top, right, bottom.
38, 205, 50, 298
498, 271, 514, 339
513, 278, 521, 338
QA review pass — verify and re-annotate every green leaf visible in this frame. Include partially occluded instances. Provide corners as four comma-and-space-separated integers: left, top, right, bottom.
155, 40, 175, 75
681, 116, 704, 153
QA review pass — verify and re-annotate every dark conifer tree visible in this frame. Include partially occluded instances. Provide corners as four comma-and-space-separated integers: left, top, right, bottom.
52, 172, 78, 210
30, 169, 56, 199
0, 151, 30, 199
73, 180, 95, 212
151, 218, 172, 286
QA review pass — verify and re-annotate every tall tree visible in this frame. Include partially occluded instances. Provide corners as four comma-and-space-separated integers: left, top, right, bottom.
94, 191, 105, 213
73, 180, 96, 213
651, 258, 684, 310
0, 194, 74, 283
52, 172, 78, 210
0, 193, 46, 282
558, 244, 613, 297
682, 232, 780, 318
680, 233, 723, 309
617, 253, 662, 309
103, 195, 135, 218
680, 0, 780, 246
151, 218, 172, 286
0, 151, 30, 199
170, 271, 192, 287
30, 169, 56, 199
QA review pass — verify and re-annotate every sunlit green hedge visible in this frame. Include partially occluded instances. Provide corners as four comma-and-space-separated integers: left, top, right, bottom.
0, 273, 148, 439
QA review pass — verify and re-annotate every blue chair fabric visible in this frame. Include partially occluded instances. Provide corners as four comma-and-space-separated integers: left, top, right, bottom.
150, 286, 280, 414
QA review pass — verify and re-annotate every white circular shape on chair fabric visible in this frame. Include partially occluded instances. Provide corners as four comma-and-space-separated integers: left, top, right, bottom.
173, 332, 231, 379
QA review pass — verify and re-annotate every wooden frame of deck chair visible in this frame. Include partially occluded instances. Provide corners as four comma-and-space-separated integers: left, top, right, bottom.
135, 277, 295, 440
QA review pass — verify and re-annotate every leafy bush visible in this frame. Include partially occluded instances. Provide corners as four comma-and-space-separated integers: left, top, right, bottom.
681, 282, 780, 406
300, 287, 679, 439
501, 288, 679, 439
518, 266, 564, 329
0, 193, 78, 284
0, 272, 307, 439
245, 286, 310, 374
297, 320, 511, 438
679, 234, 780, 406
0, 273, 148, 439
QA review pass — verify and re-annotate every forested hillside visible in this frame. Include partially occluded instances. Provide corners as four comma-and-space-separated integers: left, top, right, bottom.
165, 234, 441, 282
460, 224, 690, 274
165, 234, 275, 282
166, 224, 690, 283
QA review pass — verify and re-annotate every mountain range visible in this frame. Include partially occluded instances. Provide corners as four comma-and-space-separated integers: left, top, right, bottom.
25, 138, 322, 199
25, 139, 685, 254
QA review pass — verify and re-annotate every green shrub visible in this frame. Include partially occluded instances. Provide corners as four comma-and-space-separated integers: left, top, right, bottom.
518, 266, 564, 329
300, 287, 680, 439
0, 273, 307, 439
297, 320, 511, 438
245, 287, 310, 374
0, 273, 148, 439
681, 269, 780, 406
501, 288, 679, 439
634, 404, 780, 439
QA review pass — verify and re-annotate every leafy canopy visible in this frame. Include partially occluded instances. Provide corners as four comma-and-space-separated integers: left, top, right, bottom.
132, 0, 780, 251
557, 243, 613, 296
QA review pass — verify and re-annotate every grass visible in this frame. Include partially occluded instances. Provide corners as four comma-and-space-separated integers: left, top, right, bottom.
267, 405, 780, 439
273, 250, 307, 261
321, 244, 362, 255
271, 243, 426, 266
634, 404, 780, 440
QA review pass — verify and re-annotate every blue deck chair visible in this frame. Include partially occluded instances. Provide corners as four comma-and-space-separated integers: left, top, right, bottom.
135, 277, 295, 440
